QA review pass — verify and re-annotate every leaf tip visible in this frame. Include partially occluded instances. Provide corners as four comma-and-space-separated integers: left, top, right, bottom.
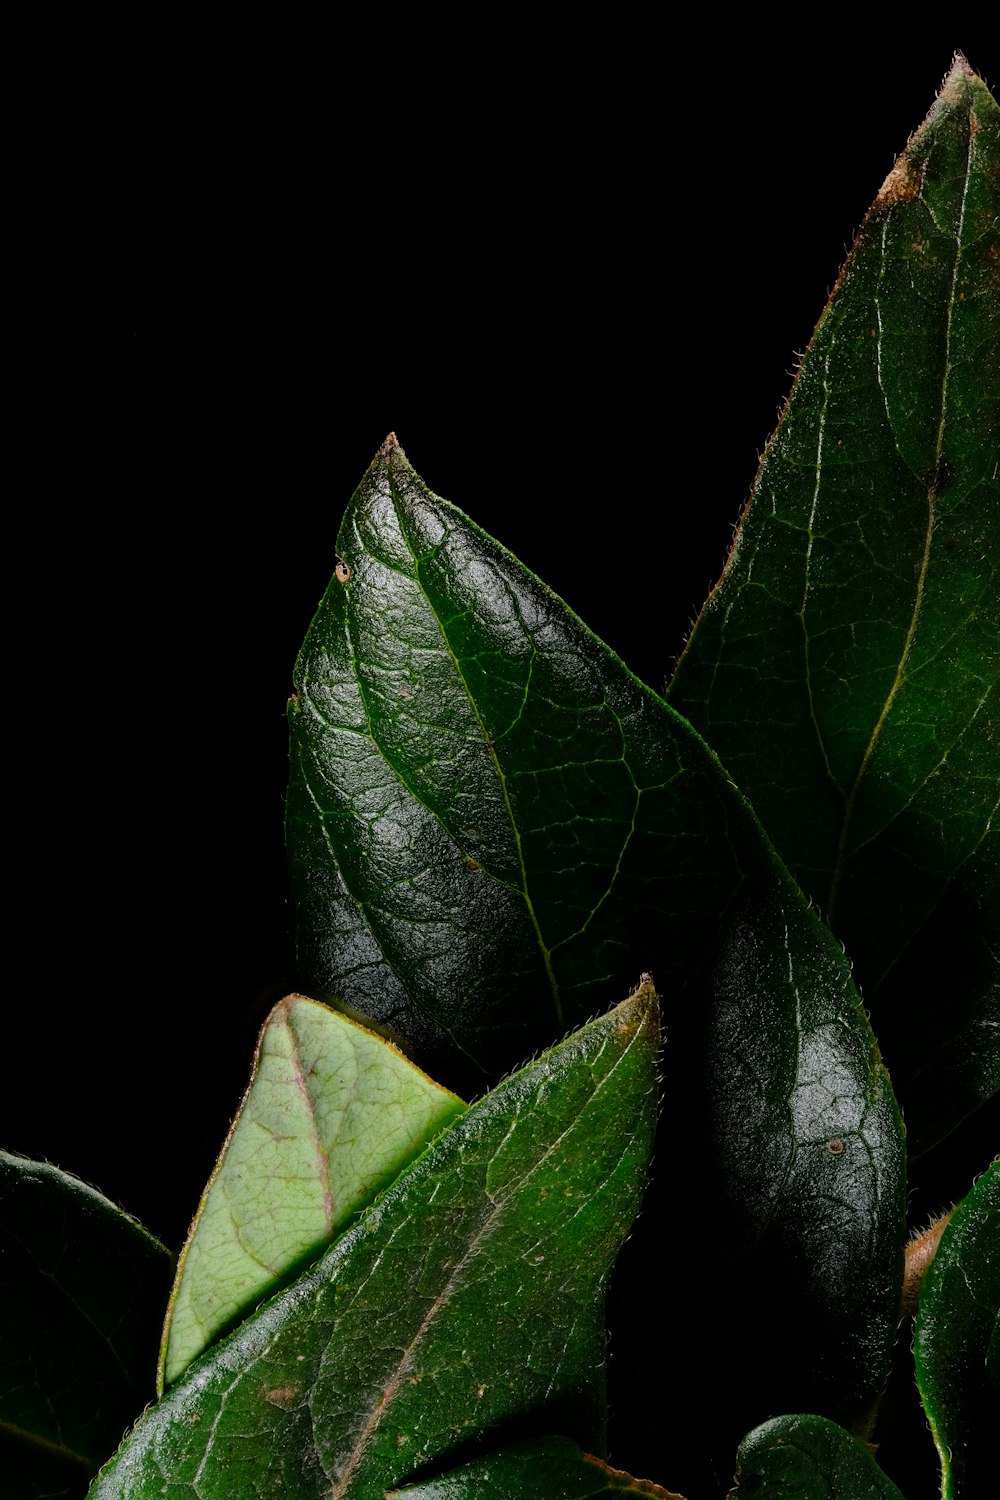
873, 53, 991, 213
379, 430, 400, 459
942, 50, 976, 91
900, 1207, 955, 1319
617, 972, 660, 1044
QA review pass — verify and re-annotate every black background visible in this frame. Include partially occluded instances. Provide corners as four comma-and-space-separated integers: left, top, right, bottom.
8, 27, 996, 1496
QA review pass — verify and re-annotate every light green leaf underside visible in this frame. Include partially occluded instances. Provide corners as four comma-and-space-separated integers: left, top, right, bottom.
914, 1158, 999, 1499
668, 58, 999, 1152
158, 995, 465, 1390
89, 986, 658, 1499
732, 1413, 905, 1498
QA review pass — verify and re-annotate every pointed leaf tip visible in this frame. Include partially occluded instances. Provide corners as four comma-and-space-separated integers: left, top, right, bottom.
90, 992, 660, 1498
669, 56, 1000, 1154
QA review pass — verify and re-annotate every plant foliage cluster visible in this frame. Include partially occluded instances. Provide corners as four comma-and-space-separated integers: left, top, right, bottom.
2, 56, 997, 1500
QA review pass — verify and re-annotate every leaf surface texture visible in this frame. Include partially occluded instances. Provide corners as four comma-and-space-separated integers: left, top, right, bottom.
159, 995, 465, 1389
669, 60, 1000, 1150
89, 987, 658, 1499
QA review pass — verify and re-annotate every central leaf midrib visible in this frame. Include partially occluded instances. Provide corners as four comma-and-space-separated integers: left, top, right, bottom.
285, 1005, 334, 1236
327, 1030, 636, 1495
388, 472, 564, 1028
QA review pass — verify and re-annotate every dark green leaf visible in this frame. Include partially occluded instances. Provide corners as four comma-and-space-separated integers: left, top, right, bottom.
641, 873, 905, 1487
88, 986, 658, 1499
730, 1414, 904, 1498
288, 434, 747, 1088
387, 1435, 684, 1497
289, 437, 865, 1091
702, 881, 904, 1428
287, 438, 905, 1448
914, 1159, 999, 1498
0, 1152, 171, 1500
668, 58, 1000, 1152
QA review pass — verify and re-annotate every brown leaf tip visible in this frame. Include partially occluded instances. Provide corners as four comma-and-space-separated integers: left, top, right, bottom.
925, 52, 983, 128
941, 51, 975, 94
379, 431, 400, 459
875, 53, 986, 215
875, 155, 921, 211
900, 1207, 954, 1318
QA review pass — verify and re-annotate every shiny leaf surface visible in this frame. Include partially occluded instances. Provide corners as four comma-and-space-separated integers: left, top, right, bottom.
669, 58, 1000, 1152
730, 1414, 904, 1499
288, 438, 906, 1446
642, 872, 905, 1489
288, 437, 870, 1092
388, 1435, 683, 1497
0, 1153, 170, 1498
914, 1159, 999, 1498
88, 986, 658, 1499
288, 434, 756, 1089
159, 994, 465, 1390
691, 877, 905, 1442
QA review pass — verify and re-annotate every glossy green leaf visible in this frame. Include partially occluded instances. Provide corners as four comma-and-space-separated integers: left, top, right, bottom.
730, 1414, 904, 1499
290, 437, 858, 1089
288, 438, 906, 1444
649, 872, 905, 1483
707, 891, 905, 1414
158, 994, 465, 1392
88, 985, 658, 1499
388, 1435, 684, 1497
669, 58, 1000, 1152
289, 434, 742, 1089
0, 1152, 170, 1499
914, 1159, 999, 1498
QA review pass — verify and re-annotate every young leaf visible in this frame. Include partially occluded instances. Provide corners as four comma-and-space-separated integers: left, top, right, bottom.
88, 985, 658, 1499
914, 1159, 999, 1498
387, 1435, 685, 1497
158, 994, 465, 1391
668, 58, 1000, 1152
730, 1414, 905, 1499
0, 1152, 170, 1497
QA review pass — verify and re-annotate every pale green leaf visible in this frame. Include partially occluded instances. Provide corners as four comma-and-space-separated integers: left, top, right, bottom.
158, 994, 465, 1390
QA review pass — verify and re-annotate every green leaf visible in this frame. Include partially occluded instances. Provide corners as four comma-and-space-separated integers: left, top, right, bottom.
88, 985, 658, 1499
387, 1435, 685, 1497
668, 58, 1000, 1152
914, 1158, 999, 1498
691, 877, 905, 1443
0, 1152, 171, 1499
287, 437, 905, 1445
730, 1414, 904, 1499
289, 434, 722, 1088
289, 436, 858, 1087
158, 994, 465, 1392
